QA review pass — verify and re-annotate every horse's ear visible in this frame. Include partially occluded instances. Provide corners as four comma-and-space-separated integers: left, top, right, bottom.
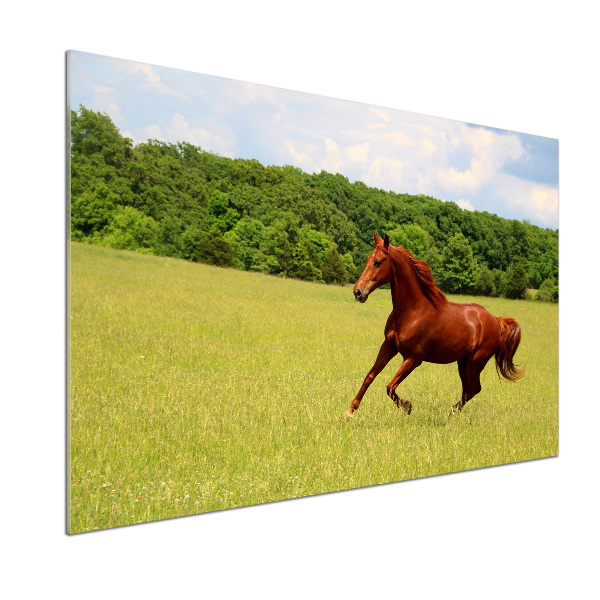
384, 234, 390, 250
373, 231, 380, 244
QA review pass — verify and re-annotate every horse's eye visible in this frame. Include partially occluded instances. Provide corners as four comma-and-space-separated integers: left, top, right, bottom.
374, 260, 382, 267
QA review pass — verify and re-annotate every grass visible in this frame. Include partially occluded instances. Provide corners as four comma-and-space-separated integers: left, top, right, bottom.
69, 242, 558, 533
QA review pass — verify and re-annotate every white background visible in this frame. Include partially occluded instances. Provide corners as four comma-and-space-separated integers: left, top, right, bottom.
2, 1, 598, 598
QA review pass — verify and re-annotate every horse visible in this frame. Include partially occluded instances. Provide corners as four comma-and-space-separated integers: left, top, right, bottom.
346, 232, 525, 418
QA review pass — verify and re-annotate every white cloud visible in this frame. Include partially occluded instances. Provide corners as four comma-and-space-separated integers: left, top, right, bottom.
370, 107, 392, 122
409, 123, 447, 139
364, 157, 405, 191
345, 142, 370, 163
529, 186, 559, 219
437, 166, 480, 193
143, 124, 163, 139
91, 84, 114, 94
381, 128, 414, 147
215, 80, 286, 113
420, 138, 437, 157
110, 59, 189, 101
324, 138, 338, 153
416, 172, 432, 191
500, 177, 559, 226
284, 139, 314, 171
120, 129, 143, 145
279, 136, 347, 175
456, 199, 475, 211
89, 84, 122, 122
140, 113, 235, 156
320, 138, 344, 173
436, 125, 524, 194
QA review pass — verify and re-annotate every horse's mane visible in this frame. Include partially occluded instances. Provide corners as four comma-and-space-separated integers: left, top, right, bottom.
384, 243, 448, 310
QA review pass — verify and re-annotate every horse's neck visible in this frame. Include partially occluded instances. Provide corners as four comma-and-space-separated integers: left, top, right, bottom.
390, 255, 427, 316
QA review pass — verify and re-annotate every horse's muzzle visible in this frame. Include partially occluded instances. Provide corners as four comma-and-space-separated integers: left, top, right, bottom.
354, 288, 369, 303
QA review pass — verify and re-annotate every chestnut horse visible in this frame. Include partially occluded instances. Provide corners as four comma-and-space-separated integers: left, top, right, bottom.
346, 233, 525, 418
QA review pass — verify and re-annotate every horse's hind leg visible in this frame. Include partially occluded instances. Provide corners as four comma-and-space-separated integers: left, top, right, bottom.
450, 353, 490, 416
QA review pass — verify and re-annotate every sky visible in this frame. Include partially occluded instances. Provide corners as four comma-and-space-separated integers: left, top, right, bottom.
68, 50, 559, 229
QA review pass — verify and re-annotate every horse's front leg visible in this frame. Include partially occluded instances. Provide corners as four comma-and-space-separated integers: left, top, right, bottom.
386, 357, 422, 414
346, 339, 397, 418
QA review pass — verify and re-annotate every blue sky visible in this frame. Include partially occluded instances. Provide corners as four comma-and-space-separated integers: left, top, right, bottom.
68, 50, 559, 229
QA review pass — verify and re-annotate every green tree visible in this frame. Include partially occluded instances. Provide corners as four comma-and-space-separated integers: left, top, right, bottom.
505, 263, 529, 299
299, 226, 333, 265
388, 223, 432, 259
423, 246, 442, 283
438, 233, 478, 294
474, 265, 495, 296
492, 269, 506, 297
535, 278, 557, 302
536, 249, 558, 283
196, 228, 235, 267
260, 220, 291, 276
342, 252, 357, 282
209, 190, 239, 232
101, 206, 158, 252
179, 226, 205, 261
71, 106, 133, 169
71, 184, 117, 240
70, 107, 136, 210
288, 243, 323, 281
154, 214, 183, 257
321, 247, 347, 285
225, 217, 268, 271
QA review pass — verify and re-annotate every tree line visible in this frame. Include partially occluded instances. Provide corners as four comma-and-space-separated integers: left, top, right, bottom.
70, 106, 558, 301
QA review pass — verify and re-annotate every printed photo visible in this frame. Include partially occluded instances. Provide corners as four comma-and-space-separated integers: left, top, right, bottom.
68, 51, 558, 533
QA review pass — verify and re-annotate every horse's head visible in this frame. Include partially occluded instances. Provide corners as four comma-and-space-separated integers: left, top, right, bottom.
353, 232, 393, 303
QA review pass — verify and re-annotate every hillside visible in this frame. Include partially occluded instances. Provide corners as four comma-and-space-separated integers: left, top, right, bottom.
70, 106, 558, 299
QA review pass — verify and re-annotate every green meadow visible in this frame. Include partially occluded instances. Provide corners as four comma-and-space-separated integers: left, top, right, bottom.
69, 242, 558, 533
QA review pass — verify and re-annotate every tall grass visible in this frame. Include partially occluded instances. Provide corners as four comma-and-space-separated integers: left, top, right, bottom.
69, 242, 558, 533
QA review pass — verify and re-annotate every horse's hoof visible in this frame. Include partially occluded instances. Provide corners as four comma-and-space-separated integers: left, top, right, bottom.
345, 409, 354, 419
447, 407, 461, 420
398, 399, 412, 414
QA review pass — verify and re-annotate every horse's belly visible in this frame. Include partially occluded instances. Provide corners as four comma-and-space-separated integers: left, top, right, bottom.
395, 334, 465, 363
425, 325, 479, 362
423, 344, 468, 364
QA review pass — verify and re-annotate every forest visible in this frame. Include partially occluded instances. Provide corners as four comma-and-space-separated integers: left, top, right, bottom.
70, 106, 558, 301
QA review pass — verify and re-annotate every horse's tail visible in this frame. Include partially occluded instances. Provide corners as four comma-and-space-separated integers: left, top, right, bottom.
495, 317, 526, 382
